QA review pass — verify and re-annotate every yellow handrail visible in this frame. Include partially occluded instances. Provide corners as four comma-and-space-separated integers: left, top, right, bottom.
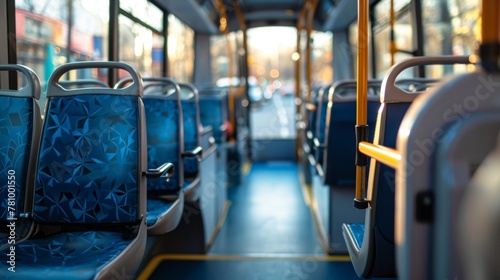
359, 142, 401, 169
354, 0, 369, 208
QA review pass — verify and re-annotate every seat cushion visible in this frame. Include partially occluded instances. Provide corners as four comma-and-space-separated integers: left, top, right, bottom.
0, 231, 134, 279
345, 223, 365, 249
146, 198, 175, 227
183, 180, 195, 190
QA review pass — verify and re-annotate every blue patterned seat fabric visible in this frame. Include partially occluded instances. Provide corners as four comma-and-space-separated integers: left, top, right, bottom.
146, 198, 174, 226
0, 97, 33, 222
199, 98, 225, 143
143, 98, 181, 197
34, 95, 139, 223
182, 101, 199, 179
345, 223, 365, 249
3, 231, 131, 279
0, 94, 143, 278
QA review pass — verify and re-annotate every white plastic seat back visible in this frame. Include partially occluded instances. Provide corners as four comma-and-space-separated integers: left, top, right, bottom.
396, 71, 500, 279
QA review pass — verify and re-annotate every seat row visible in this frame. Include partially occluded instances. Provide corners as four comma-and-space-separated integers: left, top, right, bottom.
301, 55, 490, 279
0, 62, 229, 279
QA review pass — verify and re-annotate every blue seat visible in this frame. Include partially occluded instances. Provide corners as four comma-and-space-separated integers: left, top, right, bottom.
322, 80, 381, 186
305, 86, 322, 153
342, 56, 472, 278
0, 65, 42, 249
116, 77, 187, 234
314, 81, 380, 174
0, 62, 153, 279
300, 85, 324, 186
310, 80, 379, 254
312, 84, 334, 171
198, 89, 229, 144
140, 78, 187, 234
197, 87, 228, 221
179, 83, 203, 201
343, 101, 410, 277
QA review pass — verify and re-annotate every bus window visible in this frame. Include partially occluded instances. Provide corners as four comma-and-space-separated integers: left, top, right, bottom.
119, 15, 164, 78
423, 0, 479, 78
247, 26, 297, 141
211, 32, 239, 86
15, 0, 110, 78
374, 0, 413, 78
119, 0, 164, 78
119, 0, 163, 32
311, 31, 333, 87
15, 0, 110, 110
168, 14, 194, 83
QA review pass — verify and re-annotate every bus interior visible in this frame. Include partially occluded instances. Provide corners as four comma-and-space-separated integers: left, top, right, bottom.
0, 0, 500, 279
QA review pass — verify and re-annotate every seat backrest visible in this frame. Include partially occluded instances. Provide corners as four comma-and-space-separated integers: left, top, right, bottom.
142, 78, 184, 196
313, 83, 334, 166
34, 62, 145, 225
179, 83, 201, 178
363, 56, 471, 277
322, 80, 381, 186
0, 65, 42, 223
396, 70, 500, 279
305, 85, 322, 139
460, 132, 500, 280
198, 88, 228, 144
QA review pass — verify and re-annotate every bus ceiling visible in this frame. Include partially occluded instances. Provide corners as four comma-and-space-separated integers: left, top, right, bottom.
151, 0, 378, 34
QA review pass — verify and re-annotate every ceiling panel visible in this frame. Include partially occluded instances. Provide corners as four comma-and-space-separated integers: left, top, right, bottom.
153, 0, 369, 34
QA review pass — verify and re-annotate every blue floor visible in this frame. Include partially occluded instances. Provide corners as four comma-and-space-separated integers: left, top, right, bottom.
209, 161, 322, 255
147, 258, 358, 280
143, 161, 363, 279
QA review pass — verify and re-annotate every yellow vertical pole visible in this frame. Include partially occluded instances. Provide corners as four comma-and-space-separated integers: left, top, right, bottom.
356, 0, 368, 127
215, 0, 236, 141
232, 0, 248, 143
354, 0, 369, 209
479, 0, 500, 73
306, 0, 319, 104
295, 4, 306, 160
481, 0, 499, 43
296, 30, 301, 106
305, 4, 312, 104
390, 0, 396, 66
226, 33, 235, 141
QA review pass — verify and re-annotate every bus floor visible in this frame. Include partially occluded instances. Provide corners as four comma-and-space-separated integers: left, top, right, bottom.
139, 161, 362, 279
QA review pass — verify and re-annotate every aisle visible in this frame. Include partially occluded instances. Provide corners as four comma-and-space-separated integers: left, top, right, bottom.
209, 161, 321, 255
139, 161, 362, 280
